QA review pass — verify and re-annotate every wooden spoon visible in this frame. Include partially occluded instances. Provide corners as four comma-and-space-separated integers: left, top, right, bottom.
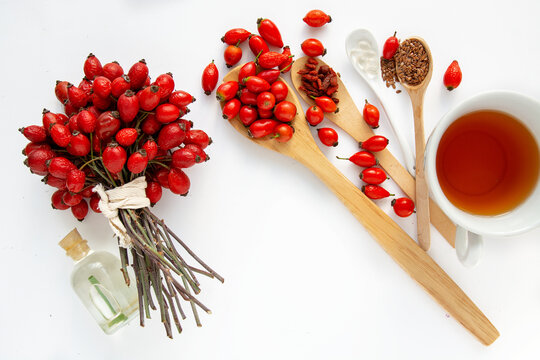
223, 65, 499, 345
395, 37, 433, 251
290, 57, 456, 248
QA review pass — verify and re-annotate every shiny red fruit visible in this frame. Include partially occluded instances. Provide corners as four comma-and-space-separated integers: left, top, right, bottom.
51, 190, 70, 210
153, 73, 175, 99
216, 81, 239, 101
363, 100, 380, 129
127, 150, 148, 174
382, 32, 399, 60
169, 90, 195, 108
257, 18, 283, 47
66, 169, 86, 193
128, 59, 149, 91
95, 111, 121, 140
272, 123, 294, 143
221, 28, 251, 45
248, 119, 279, 138
305, 105, 324, 126
156, 103, 181, 124
303, 10, 332, 27
362, 185, 393, 199
71, 199, 89, 221
83, 53, 103, 80
102, 61, 124, 81
359, 135, 388, 152
138, 85, 161, 111
183, 129, 211, 149
158, 123, 186, 150
317, 127, 338, 147
360, 167, 388, 185
271, 81, 288, 102
67, 132, 91, 157
168, 168, 190, 195
102, 143, 127, 174
301, 38, 327, 57
336, 151, 377, 167
248, 34, 269, 57
273, 100, 296, 122
224, 44, 242, 68
223, 98, 242, 120
314, 96, 337, 113
443, 60, 462, 91
239, 105, 258, 126
392, 197, 415, 217
115, 128, 139, 147
145, 181, 162, 205
202, 60, 219, 95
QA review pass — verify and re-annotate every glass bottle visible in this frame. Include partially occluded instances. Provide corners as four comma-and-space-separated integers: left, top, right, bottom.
59, 228, 138, 334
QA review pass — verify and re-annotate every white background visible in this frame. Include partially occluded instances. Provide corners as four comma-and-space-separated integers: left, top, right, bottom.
1, 0, 540, 359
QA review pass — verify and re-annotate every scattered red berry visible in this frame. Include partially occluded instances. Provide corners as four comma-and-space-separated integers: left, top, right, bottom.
443, 60, 462, 91
317, 127, 339, 147
224, 44, 243, 68
362, 185, 393, 199
363, 100, 380, 129
305, 105, 324, 126
202, 60, 219, 95
336, 151, 377, 167
221, 28, 251, 45
360, 167, 388, 185
301, 38, 327, 57
257, 18, 284, 48
303, 10, 332, 27
392, 197, 415, 217
359, 135, 389, 152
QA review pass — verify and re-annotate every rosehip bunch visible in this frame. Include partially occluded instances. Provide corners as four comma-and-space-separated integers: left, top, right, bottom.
21, 53, 212, 222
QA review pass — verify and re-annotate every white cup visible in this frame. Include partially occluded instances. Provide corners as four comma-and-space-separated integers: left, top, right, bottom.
425, 90, 540, 267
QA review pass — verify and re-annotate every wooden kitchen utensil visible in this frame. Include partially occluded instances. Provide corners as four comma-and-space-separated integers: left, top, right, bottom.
224, 66, 499, 345
395, 36, 433, 251
291, 57, 455, 248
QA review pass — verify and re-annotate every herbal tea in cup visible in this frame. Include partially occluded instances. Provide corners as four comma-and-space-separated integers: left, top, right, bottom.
425, 91, 540, 267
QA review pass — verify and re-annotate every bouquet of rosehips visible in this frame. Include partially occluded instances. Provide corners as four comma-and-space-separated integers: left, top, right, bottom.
20, 53, 223, 338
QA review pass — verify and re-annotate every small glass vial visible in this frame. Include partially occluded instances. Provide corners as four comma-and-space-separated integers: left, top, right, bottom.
59, 228, 138, 334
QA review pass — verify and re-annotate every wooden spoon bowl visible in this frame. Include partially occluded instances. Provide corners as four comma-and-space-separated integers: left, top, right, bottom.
222, 64, 499, 345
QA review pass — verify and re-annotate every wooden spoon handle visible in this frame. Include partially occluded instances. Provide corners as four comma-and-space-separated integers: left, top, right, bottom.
298, 146, 499, 346
411, 94, 431, 250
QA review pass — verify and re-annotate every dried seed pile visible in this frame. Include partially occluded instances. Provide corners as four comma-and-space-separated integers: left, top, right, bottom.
394, 39, 429, 86
298, 58, 340, 103
380, 57, 399, 89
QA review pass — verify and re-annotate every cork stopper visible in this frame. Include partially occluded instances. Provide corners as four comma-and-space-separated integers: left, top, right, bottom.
59, 228, 90, 261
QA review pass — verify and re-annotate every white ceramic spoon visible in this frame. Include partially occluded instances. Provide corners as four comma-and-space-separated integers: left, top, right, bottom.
345, 29, 416, 176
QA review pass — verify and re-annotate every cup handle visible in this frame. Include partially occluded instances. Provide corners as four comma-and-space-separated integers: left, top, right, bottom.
455, 226, 484, 267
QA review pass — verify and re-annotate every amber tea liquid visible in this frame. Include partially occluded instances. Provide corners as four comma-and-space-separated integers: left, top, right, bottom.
436, 110, 539, 215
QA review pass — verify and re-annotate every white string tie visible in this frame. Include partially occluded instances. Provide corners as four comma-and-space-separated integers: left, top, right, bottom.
93, 176, 150, 248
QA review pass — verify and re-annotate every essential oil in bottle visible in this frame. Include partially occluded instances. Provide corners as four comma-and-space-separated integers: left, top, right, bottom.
59, 228, 138, 334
